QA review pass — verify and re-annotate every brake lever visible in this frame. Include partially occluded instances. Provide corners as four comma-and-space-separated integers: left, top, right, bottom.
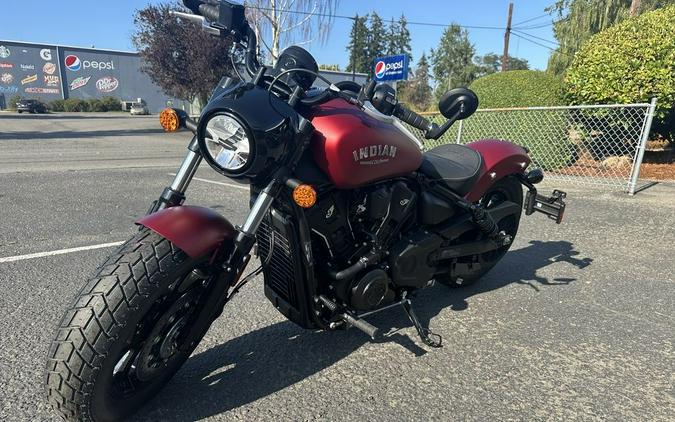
170, 10, 221, 36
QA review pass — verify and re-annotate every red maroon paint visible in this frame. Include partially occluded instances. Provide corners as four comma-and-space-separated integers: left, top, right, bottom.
310, 99, 423, 189
464, 139, 531, 202
136, 206, 235, 258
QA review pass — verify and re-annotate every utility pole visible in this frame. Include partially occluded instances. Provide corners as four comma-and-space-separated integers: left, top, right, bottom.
352, 14, 357, 81
630, 0, 641, 16
502, 2, 513, 72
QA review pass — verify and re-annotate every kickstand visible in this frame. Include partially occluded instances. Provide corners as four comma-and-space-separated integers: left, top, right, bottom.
401, 299, 442, 348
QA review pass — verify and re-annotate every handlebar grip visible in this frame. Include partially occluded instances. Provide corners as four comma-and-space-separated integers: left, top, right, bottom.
394, 105, 432, 132
198, 4, 220, 22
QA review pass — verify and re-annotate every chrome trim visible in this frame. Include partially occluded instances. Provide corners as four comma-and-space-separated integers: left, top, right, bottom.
170, 149, 202, 193
241, 182, 275, 236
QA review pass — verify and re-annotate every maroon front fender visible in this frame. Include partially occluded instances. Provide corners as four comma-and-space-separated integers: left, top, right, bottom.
137, 206, 236, 258
465, 139, 531, 202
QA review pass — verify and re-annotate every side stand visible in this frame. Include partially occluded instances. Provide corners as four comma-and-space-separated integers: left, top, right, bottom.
401, 299, 442, 348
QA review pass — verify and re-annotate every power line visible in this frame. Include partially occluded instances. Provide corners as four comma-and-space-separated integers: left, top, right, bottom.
512, 12, 551, 27
512, 29, 559, 47
511, 31, 570, 56
246, 5, 506, 30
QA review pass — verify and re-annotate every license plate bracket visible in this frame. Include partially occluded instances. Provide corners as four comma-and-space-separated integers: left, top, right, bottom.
524, 189, 566, 224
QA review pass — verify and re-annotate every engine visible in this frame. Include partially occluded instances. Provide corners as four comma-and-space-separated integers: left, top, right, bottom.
307, 181, 417, 311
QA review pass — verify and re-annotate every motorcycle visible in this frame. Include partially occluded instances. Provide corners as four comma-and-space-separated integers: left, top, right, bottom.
45, 1, 567, 420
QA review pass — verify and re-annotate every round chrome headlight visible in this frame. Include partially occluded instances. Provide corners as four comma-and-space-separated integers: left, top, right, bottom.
203, 113, 251, 172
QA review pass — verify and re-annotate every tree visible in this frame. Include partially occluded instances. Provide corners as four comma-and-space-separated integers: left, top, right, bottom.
401, 52, 433, 111
346, 14, 369, 73
387, 15, 412, 62
430, 24, 476, 97
319, 64, 341, 71
474, 53, 529, 77
366, 12, 387, 76
133, 2, 233, 107
546, 0, 675, 75
244, 0, 340, 65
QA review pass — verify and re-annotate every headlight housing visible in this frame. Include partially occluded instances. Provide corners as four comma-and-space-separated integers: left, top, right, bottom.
198, 112, 255, 178
203, 113, 251, 172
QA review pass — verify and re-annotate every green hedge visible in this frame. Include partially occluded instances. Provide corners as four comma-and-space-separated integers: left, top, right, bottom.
469, 70, 564, 109
565, 5, 675, 136
48, 97, 122, 112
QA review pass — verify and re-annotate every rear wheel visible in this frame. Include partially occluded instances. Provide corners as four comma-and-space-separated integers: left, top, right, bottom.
438, 176, 523, 287
45, 230, 216, 421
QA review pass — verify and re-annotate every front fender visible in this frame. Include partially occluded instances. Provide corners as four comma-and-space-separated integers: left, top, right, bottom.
136, 206, 236, 258
465, 139, 530, 202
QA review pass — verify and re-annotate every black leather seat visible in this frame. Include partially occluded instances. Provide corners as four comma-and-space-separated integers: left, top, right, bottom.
419, 144, 483, 195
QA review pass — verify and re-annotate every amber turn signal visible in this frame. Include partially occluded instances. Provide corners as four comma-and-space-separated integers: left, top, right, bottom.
159, 108, 179, 132
292, 184, 317, 208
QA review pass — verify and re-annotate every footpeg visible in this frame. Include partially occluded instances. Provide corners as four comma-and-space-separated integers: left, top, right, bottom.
401, 299, 442, 348
339, 313, 380, 340
525, 189, 566, 224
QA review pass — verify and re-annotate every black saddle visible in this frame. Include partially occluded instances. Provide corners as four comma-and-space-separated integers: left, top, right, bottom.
419, 144, 483, 195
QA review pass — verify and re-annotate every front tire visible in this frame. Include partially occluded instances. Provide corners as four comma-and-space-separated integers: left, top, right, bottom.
45, 230, 214, 421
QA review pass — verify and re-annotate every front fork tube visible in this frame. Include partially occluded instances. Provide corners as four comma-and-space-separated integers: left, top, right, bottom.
147, 136, 202, 214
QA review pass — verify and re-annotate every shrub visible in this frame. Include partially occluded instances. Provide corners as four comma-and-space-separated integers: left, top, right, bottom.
49, 99, 65, 112
100, 96, 122, 112
469, 70, 564, 109
63, 98, 90, 112
565, 6, 675, 136
9, 94, 22, 110
463, 71, 569, 170
87, 99, 106, 112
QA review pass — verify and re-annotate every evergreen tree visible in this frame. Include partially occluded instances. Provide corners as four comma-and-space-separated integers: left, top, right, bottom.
366, 12, 387, 76
430, 24, 476, 97
346, 14, 369, 73
386, 18, 400, 55
386, 15, 412, 62
401, 52, 433, 111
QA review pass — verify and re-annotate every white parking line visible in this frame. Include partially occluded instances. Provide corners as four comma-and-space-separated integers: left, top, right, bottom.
168, 173, 249, 191
0, 241, 124, 264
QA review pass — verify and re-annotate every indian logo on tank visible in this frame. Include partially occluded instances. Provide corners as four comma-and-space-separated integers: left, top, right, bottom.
352, 144, 397, 165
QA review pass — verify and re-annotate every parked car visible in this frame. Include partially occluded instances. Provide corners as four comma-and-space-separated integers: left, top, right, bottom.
130, 102, 150, 115
16, 99, 47, 114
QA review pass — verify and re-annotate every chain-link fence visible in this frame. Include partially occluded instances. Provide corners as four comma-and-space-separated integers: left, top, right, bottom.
408, 99, 657, 194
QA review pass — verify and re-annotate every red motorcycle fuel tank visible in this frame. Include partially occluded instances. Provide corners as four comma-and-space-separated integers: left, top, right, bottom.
310, 99, 423, 189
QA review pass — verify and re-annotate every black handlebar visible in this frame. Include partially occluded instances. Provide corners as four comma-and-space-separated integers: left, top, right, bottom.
393, 105, 433, 132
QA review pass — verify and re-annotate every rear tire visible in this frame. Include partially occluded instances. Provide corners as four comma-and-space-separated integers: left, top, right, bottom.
45, 230, 214, 421
438, 176, 523, 288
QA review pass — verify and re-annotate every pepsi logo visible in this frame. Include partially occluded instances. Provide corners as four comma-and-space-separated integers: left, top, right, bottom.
65, 55, 81, 71
374, 61, 386, 78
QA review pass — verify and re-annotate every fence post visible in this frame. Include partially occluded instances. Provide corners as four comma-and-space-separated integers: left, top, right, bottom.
627, 97, 657, 195
455, 119, 463, 144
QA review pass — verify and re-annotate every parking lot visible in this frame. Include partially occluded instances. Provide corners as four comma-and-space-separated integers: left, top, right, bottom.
0, 113, 673, 421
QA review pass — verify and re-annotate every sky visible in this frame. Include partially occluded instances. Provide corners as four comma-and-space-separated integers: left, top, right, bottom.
0, 0, 558, 71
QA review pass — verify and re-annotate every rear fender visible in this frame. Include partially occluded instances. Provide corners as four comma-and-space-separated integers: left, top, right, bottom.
136, 206, 236, 258
465, 139, 531, 202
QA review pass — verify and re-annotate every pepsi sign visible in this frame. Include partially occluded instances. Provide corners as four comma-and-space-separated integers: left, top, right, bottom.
373, 54, 408, 82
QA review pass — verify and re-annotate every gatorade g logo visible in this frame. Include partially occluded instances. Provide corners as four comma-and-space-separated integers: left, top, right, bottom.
65, 55, 115, 71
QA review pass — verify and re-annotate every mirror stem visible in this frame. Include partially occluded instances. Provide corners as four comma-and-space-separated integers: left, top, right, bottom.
425, 109, 461, 140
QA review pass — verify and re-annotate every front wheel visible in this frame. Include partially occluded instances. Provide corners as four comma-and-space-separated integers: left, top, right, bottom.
45, 230, 216, 421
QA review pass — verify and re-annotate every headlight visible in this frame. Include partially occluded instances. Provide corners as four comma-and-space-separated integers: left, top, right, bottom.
202, 113, 252, 172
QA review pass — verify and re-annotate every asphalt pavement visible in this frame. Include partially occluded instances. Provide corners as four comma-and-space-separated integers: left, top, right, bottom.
0, 113, 673, 421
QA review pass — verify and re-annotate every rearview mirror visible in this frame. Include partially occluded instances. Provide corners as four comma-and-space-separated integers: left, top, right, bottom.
438, 88, 479, 120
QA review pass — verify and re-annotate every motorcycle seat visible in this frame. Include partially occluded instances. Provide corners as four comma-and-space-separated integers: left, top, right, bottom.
419, 144, 483, 195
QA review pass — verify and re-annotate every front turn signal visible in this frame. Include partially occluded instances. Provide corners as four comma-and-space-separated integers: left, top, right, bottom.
159, 108, 180, 132
292, 184, 317, 208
